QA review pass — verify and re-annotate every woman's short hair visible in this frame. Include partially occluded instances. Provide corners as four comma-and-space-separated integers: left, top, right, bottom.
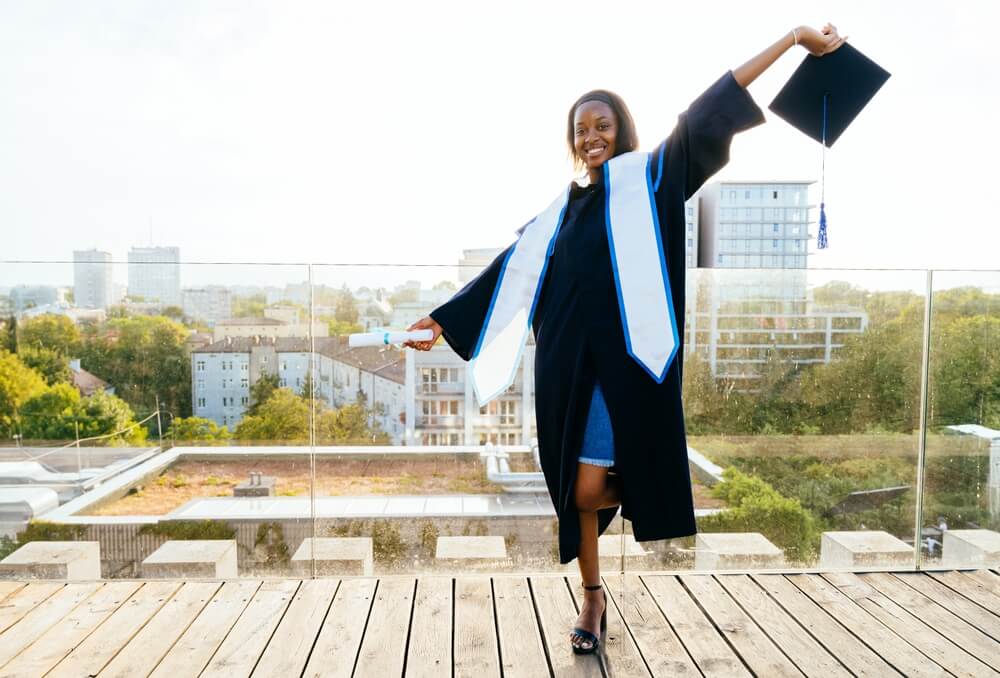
566, 89, 639, 170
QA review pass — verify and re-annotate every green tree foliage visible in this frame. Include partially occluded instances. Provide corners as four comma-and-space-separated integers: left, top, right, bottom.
929, 315, 1000, 429
325, 318, 364, 336
2, 316, 17, 353
19, 383, 146, 443
698, 467, 821, 562
247, 371, 280, 416
18, 314, 81, 355
234, 388, 309, 441
315, 397, 389, 444
0, 350, 47, 436
79, 316, 191, 418
162, 305, 184, 320
232, 293, 266, 318
334, 286, 359, 324
167, 416, 231, 443
18, 346, 71, 385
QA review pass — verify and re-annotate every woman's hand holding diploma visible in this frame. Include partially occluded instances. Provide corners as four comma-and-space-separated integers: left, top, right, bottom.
404, 316, 443, 351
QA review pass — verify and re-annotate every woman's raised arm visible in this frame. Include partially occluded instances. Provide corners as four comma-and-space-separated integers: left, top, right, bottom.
732, 23, 847, 89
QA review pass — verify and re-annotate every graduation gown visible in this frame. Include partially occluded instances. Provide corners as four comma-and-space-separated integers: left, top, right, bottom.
431, 71, 765, 564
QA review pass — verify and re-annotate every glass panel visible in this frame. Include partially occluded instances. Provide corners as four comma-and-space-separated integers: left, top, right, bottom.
0, 261, 312, 579
920, 270, 1000, 568
684, 267, 928, 570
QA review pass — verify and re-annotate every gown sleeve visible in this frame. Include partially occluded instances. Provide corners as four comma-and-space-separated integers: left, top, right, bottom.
651, 70, 766, 202
429, 244, 513, 361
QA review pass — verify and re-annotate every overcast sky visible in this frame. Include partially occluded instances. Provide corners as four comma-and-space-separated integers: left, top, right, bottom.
2, 0, 998, 290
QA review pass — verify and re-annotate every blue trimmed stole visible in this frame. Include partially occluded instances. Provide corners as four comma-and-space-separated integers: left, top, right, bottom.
470, 151, 678, 405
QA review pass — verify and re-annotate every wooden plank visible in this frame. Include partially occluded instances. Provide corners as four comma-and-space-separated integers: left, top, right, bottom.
303, 577, 377, 678
602, 574, 698, 677
679, 574, 803, 678
964, 569, 1000, 597
893, 573, 1000, 641
148, 580, 262, 678
46, 581, 181, 678
252, 578, 339, 677
405, 576, 452, 677
789, 574, 948, 678
752, 574, 902, 678
858, 572, 1000, 667
0, 582, 62, 633
569, 576, 651, 677
0, 582, 101, 669
643, 574, 749, 678
530, 575, 601, 678
0, 581, 140, 678
822, 572, 998, 678
454, 577, 501, 678
492, 576, 548, 678
199, 579, 300, 678
0, 581, 25, 603
353, 577, 415, 677
98, 581, 221, 678
928, 570, 1000, 616
716, 574, 849, 678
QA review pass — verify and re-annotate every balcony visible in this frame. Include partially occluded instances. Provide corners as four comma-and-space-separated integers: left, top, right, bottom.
2, 261, 999, 674
419, 381, 464, 395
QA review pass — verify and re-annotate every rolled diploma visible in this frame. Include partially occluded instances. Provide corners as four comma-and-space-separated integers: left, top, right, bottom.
348, 329, 434, 347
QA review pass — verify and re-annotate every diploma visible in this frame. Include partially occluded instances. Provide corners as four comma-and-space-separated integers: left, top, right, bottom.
348, 329, 434, 348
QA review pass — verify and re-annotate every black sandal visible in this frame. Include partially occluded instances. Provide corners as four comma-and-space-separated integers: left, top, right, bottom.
570, 583, 607, 655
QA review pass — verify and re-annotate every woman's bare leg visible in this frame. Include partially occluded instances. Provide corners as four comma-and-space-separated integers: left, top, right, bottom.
569, 463, 620, 651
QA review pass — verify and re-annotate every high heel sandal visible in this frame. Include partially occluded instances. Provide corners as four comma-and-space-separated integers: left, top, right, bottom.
570, 583, 607, 655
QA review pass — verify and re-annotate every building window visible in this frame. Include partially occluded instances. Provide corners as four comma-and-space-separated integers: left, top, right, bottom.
241, 396, 249, 406
241, 362, 248, 371
687, 238, 693, 248
241, 378, 249, 388
718, 254, 724, 264
773, 223, 780, 233
729, 190, 736, 202
197, 379, 205, 390
196, 361, 205, 371
279, 378, 287, 387
772, 239, 779, 248
772, 190, 779, 199
744, 190, 751, 200
261, 355, 268, 364
296, 377, 301, 387
197, 397, 206, 408
281, 361, 288, 370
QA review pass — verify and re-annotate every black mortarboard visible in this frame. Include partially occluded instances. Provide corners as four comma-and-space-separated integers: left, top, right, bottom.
769, 43, 890, 248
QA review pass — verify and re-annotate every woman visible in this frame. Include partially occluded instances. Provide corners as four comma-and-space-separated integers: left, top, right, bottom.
408, 24, 846, 654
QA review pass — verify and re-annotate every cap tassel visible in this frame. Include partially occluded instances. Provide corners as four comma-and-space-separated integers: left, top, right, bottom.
817, 93, 829, 250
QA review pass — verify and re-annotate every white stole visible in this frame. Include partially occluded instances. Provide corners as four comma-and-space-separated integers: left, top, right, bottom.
470, 151, 678, 405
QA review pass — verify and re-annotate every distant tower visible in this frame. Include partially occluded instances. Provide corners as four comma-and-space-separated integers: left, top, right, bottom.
127, 246, 181, 305
73, 249, 113, 309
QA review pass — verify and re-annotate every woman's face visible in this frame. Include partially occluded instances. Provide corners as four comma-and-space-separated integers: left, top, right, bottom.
573, 100, 617, 172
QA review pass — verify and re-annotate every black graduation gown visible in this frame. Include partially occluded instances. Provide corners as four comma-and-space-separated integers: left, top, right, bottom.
431, 71, 765, 564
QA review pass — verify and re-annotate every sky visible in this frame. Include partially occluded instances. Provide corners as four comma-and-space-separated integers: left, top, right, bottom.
1, 0, 998, 290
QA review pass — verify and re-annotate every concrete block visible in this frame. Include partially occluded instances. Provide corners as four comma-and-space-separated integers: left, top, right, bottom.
233, 474, 276, 497
142, 540, 237, 579
598, 533, 656, 569
290, 537, 373, 576
695, 532, 784, 570
0, 541, 101, 580
820, 530, 913, 568
942, 529, 1000, 568
435, 536, 508, 570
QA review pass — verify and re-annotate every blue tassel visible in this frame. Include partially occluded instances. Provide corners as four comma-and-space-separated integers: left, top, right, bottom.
818, 202, 828, 249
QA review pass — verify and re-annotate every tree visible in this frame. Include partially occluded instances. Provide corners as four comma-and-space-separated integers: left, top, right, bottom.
19, 383, 146, 443
299, 372, 320, 401
232, 294, 266, 318
315, 399, 389, 444
167, 416, 231, 444
233, 388, 309, 441
79, 316, 191, 419
433, 280, 457, 291
18, 346, 71, 385
247, 372, 280, 416
326, 318, 363, 336
2, 316, 16, 353
162, 306, 184, 321
0, 350, 47, 437
19, 315, 80, 355
334, 287, 359, 324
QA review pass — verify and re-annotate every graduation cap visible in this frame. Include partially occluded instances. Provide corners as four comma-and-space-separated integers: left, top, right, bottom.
769, 43, 890, 248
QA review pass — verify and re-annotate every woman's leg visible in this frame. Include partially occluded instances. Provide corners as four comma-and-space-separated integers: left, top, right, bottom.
569, 462, 620, 650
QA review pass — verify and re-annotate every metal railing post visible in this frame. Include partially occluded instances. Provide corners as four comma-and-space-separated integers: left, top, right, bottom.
913, 269, 934, 570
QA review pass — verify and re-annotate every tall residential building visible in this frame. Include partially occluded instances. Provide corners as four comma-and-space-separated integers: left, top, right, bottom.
683, 195, 700, 268
697, 181, 812, 270
73, 249, 113, 310
182, 286, 232, 325
127, 246, 181, 306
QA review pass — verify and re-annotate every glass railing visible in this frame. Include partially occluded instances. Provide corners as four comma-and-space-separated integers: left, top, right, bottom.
1, 259, 998, 580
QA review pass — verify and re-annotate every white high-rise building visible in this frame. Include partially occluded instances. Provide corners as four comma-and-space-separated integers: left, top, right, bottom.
73, 249, 113, 310
128, 246, 181, 306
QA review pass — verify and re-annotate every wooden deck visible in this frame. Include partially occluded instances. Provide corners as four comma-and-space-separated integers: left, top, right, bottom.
0, 569, 999, 677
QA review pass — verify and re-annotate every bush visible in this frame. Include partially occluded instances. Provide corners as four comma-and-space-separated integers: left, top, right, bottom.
698, 468, 821, 563
138, 520, 235, 540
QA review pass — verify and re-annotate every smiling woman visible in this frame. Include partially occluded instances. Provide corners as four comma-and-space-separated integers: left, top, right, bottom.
407, 22, 848, 655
